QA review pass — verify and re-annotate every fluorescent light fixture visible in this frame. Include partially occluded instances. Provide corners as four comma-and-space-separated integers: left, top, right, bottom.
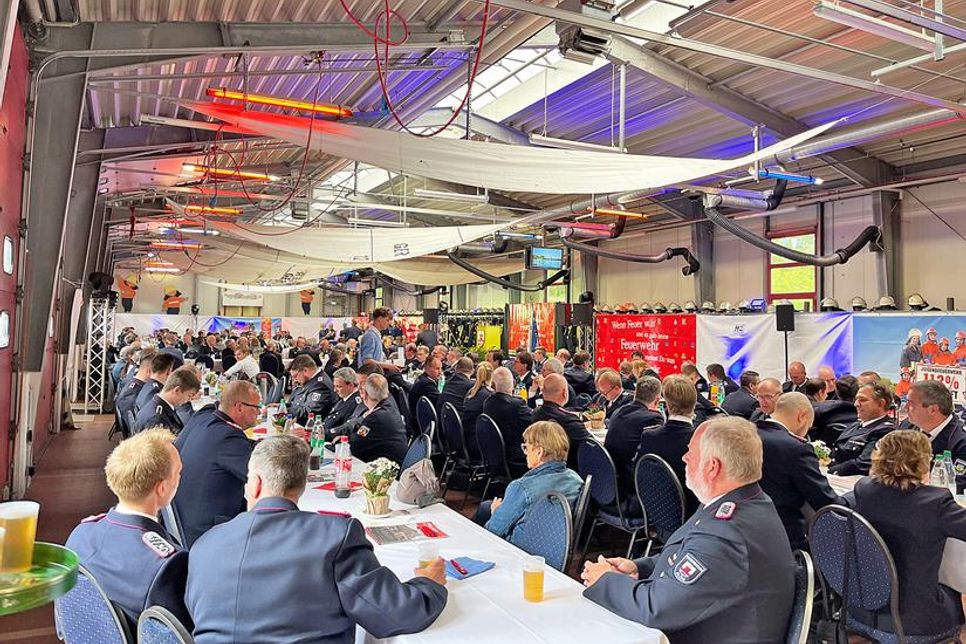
839, 0, 966, 43
413, 188, 489, 204
346, 217, 410, 228
529, 133, 626, 154
179, 227, 220, 235
207, 87, 353, 118
182, 163, 280, 182
151, 241, 203, 250
813, 2, 935, 51
183, 205, 243, 215
498, 231, 539, 240
145, 266, 181, 273
758, 169, 824, 185
871, 41, 966, 77
593, 207, 648, 220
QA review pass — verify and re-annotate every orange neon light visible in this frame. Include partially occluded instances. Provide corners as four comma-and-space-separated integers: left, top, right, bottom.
151, 241, 203, 250
184, 205, 243, 215
207, 87, 353, 118
593, 208, 649, 220
182, 163, 280, 182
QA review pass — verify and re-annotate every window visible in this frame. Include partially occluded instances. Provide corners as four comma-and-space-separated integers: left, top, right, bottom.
766, 230, 817, 312
3, 237, 12, 274
0, 310, 9, 348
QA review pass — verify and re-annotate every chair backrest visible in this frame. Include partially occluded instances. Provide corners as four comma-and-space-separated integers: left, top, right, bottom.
415, 396, 438, 438
254, 372, 277, 401
194, 354, 214, 370
440, 402, 465, 458
475, 414, 510, 478
54, 565, 132, 644
574, 393, 593, 409
159, 504, 184, 548
634, 454, 686, 538
390, 384, 413, 436
785, 550, 815, 644
115, 408, 131, 440
509, 491, 573, 572
266, 374, 286, 404
577, 440, 620, 508
571, 474, 593, 541
808, 505, 903, 639
401, 434, 431, 473
126, 410, 138, 436
137, 606, 194, 644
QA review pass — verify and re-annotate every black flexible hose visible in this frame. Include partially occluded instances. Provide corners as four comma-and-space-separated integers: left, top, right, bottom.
705, 207, 882, 266
554, 231, 700, 276
371, 273, 444, 296
445, 251, 568, 292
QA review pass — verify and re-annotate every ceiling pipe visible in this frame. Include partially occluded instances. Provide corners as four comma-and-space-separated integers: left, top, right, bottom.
551, 225, 701, 275
446, 249, 569, 292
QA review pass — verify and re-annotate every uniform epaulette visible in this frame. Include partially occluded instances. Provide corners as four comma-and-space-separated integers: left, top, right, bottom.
81, 512, 107, 523
714, 501, 736, 520
142, 531, 177, 558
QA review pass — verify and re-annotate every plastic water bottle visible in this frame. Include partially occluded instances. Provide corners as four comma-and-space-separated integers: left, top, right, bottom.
278, 399, 287, 417
930, 454, 948, 489
943, 450, 957, 495
334, 436, 352, 499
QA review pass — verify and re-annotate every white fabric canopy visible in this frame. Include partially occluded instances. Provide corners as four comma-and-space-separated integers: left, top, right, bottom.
189, 101, 839, 195
210, 220, 506, 264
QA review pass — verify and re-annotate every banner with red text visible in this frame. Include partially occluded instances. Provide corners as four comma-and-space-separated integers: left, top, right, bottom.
914, 364, 966, 404
595, 314, 696, 376
508, 303, 556, 353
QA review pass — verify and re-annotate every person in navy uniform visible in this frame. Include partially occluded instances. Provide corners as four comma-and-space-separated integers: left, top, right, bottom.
706, 363, 738, 396
407, 357, 442, 429
906, 380, 966, 492
323, 367, 362, 432
811, 375, 859, 443
65, 428, 191, 629
115, 348, 158, 428
636, 375, 699, 518
512, 351, 536, 392
782, 361, 808, 393
173, 381, 259, 547
721, 370, 760, 419
843, 431, 966, 640
343, 374, 408, 464
606, 376, 664, 496
438, 357, 474, 418
133, 352, 177, 416
563, 351, 596, 398
288, 354, 336, 426
482, 368, 533, 475
132, 367, 201, 435
589, 369, 634, 418
682, 364, 723, 425
749, 377, 781, 422
756, 392, 839, 550
527, 358, 578, 410
186, 435, 447, 643
531, 374, 591, 471
829, 382, 895, 476
581, 417, 795, 644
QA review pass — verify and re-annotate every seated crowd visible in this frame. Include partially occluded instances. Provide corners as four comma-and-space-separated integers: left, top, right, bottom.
72, 316, 966, 642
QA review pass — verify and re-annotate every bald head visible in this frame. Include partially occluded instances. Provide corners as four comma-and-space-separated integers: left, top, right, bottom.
756, 378, 782, 415
542, 373, 569, 406
788, 362, 807, 385
492, 367, 514, 394
771, 391, 815, 438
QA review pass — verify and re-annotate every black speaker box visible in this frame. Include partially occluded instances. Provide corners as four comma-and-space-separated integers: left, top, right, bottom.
571, 303, 594, 326
555, 303, 572, 326
775, 304, 795, 332
422, 308, 439, 324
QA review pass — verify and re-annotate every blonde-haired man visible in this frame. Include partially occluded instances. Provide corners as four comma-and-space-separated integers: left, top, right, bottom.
581, 417, 795, 644
65, 427, 190, 629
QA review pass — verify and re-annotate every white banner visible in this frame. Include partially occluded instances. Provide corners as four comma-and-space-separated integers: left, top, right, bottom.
696, 313, 853, 382
115, 314, 213, 337
222, 290, 264, 307
914, 364, 966, 404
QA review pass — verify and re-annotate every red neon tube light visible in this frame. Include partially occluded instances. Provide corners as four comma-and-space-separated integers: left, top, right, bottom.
183, 205, 243, 215
206, 87, 353, 118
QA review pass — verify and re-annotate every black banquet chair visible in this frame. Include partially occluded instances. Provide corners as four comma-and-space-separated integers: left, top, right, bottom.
633, 453, 686, 556
137, 605, 194, 644
475, 414, 513, 502
577, 439, 646, 559
509, 491, 574, 572
415, 396, 437, 442
54, 565, 133, 644
254, 372, 278, 403
785, 550, 815, 644
400, 434, 431, 474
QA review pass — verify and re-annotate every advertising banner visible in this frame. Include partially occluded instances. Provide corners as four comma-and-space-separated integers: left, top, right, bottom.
697, 312, 852, 382
914, 364, 966, 404
507, 303, 556, 353
595, 314, 696, 375
852, 313, 966, 382
222, 290, 264, 307
395, 315, 423, 344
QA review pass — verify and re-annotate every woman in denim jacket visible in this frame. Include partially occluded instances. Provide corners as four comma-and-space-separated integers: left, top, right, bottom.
477, 420, 584, 539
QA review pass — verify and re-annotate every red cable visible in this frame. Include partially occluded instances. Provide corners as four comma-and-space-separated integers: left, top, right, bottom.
339, 0, 411, 46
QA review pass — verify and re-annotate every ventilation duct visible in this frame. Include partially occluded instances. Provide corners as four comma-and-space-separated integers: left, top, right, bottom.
551, 225, 700, 275
446, 250, 569, 292
557, 0, 618, 63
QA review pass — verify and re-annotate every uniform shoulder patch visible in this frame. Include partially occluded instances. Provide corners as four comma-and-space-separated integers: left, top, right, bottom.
672, 552, 708, 585
310, 392, 322, 402
142, 531, 176, 558
714, 501, 736, 520
955, 459, 966, 476
357, 425, 370, 438
81, 512, 106, 523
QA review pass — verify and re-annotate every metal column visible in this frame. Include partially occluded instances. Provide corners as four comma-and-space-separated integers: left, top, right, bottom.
83, 296, 114, 413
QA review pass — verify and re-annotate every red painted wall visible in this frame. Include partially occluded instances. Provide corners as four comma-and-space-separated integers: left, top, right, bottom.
0, 26, 29, 492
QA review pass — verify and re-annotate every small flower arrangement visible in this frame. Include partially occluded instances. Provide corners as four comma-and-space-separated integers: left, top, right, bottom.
271, 412, 288, 431
204, 371, 219, 387
584, 403, 606, 430
362, 458, 399, 515
811, 440, 831, 465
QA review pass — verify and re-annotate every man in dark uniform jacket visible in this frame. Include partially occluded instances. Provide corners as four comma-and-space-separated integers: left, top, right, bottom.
345, 374, 409, 464
636, 375, 699, 517
782, 361, 808, 393
438, 357, 474, 418
65, 428, 191, 629
132, 367, 200, 435
483, 367, 533, 474
721, 370, 760, 419
187, 435, 447, 643
532, 374, 591, 470
564, 351, 596, 398
682, 362, 709, 397
133, 352, 177, 415
408, 357, 442, 429
589, 369, 634, 418
606, 376, 664, 496
173, 381, 258, 547
288, 354, 336, 425
115, 348, 158, 426
706, 363, 739, 397
756, 392, 839, 550
682, 364, 723, 426
323, 367, 363, 435
907, 380, 966, 492
582, 418, 795, 644
749, 377, 781, 423
829, 382, 895, 476
512, 351, 536, 392
341, 320, 363, 342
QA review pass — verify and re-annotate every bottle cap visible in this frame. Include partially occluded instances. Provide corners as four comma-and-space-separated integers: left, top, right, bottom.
340, 436, 349, 442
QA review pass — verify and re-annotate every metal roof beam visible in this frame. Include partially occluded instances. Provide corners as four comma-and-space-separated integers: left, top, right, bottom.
605, 36, 896, 187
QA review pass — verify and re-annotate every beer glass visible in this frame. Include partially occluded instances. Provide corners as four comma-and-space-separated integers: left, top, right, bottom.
0, 501, 39, 573
523, 555, 545, 602
417, 541, 439, 569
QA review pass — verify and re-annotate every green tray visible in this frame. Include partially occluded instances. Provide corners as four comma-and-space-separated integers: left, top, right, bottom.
0, 542, 79, 616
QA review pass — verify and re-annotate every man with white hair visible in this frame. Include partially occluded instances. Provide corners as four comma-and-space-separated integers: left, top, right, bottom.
750, 377, 782, 422
581, 418, 795, 644
187, 435, 447, 642
756, 391, 839, 550
782, 361, 808, 394
817, 365, 838, 400
351, 373, 408, 464
482, 367, 533, 475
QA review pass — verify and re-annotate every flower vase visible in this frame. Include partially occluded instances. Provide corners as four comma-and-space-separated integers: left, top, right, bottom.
365, 494, 391, 516
587, 413, 606, 430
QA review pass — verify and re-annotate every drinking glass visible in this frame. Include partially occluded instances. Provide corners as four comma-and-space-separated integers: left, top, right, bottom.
418, 541, 439, 569
523, 555, 545, 602
0, 501, 39, 573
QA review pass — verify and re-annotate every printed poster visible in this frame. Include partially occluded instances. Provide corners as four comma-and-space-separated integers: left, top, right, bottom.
595, 314, 697, 376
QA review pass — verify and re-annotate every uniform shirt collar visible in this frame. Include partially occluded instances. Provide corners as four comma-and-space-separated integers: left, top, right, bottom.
113, 504, 160, 523
156, 395, 174, 412
862, 414, 888, 428
668, 415, 693, 425
252, 497, 300, 512
925, 414, 953, 441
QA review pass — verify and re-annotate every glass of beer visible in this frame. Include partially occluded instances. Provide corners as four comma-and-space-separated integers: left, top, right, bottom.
417, 541, 439, 569
0, 501, 39, 573
523, 555, 545, 602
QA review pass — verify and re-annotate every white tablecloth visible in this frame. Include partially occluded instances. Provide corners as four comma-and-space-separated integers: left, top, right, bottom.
826, 474, 966, 593
298, 460, 665, 644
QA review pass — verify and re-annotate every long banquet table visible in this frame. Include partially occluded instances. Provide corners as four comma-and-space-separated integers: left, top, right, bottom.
826, 473, 966, 593
298, 457, 666, 644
